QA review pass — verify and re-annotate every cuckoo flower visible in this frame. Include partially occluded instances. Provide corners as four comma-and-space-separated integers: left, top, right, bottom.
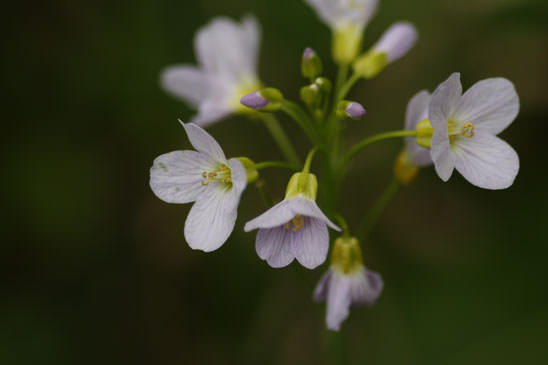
426, 73, 520, 190
150, 122, 247, 252
314, 237, 383, 331
161, 16, 262, 126
394, 90, 433, 184
244, 172, 341, 269
304, 0, 379, 64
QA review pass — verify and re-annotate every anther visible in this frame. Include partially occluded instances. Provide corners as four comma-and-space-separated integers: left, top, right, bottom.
461, 123, 475, 138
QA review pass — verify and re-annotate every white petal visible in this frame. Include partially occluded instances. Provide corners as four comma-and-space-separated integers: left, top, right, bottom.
180, 122, 226, 162
452, 132, 519, 190
244, 200, 296, 231
255, 227, 295, 268
290, 217, 329, 269
195, 16, 259, 82
241, 15, 261, 76
290, 198, 341, 231
405, 90, 433, 167
184, 187, 240, 252
160, 66, 209, 108
326, 271, 352, 331
305, 0, 378, 29
350, 268, 384, 306
190, 99, 232, 127
374, 22, 418, 63
429, 72, 462, 130
454, 78, 519, 135
228, 158, 248, 197
313, 269, 332, 302
149, 150, 216, 203
431, 125, 455, 181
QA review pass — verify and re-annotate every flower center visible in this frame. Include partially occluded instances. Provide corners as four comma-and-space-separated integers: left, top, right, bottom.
284, 215, 304, 232
448, 120, 475, 142
201, 164, 232, 186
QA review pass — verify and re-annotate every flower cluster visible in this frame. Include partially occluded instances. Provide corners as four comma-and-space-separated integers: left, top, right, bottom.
151, 0, 520, 332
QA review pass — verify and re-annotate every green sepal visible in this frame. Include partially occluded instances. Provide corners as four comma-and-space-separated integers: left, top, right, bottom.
353, 50, 388, 79
285, 172, 318, 200
236, 157, 259, 184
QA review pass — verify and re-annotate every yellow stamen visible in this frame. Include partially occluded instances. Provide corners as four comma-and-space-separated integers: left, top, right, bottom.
284, 215, 304, 232
448, 120, 475, 142
200, 164, 232, 187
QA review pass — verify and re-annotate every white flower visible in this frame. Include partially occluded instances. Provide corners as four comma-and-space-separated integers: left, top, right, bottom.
305, 0, 379, 64
429, 73, 520, 190
150, 122, 247, 252
314, 265, 383, 331
305, 0, 378, 31
161, 16, 262, 127
405, 90, 433, 167
244, 197, 341, 269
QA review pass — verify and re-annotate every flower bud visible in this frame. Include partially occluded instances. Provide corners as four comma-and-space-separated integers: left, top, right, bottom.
236, 157, 259, 184
314, 77, 332, 96
240, 88, 284, 112
285, 172, 318, 200
353, 22, 417, 79
393, 150, 418, 185
337, 101, 366, 120
331, 236, 363, 274
300, 84, 321, 109
301, 47, 323, 79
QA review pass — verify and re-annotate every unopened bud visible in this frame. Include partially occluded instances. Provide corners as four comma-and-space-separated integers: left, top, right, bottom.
393, 150, 419, 185
240, 88, 284, 112
314, 77, 332, 95
337, 101, 366, 120
300, 84, 321, 109
302, 47, 323, 79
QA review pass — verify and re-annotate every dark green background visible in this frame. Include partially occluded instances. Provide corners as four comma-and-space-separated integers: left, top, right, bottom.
3, 0, 548, 364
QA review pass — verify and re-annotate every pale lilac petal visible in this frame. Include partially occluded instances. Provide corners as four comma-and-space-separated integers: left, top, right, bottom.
374, 22, 418, 63
191, 100, 232, 127
241, 15, 261, 76
289, 198, 341, 231
228, 158, 247, 196
404, 90, 432, 167
429, 72, 462, 130
149, 150, 216, 203
291, 217, 329, 269
453, 132, 519, 190
350, 268, 384, 306
313, 270, 332, 302
326, 272, 352, 331
454, 78, 519, 135
305, 0, 378, 29
160, 66, 208, 108
431, 127, 455, 182
244, 200, 295, 231
184, 187, 239, 252
181, 122, 226, 162
256, 227, 295, 268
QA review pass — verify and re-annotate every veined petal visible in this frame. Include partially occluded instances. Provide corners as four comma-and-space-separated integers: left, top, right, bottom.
429, 72, 462, 130
453, 132, 519, 190
149, 150, 216, 203
184, 187, 239, 252
244, 200, 296, 231
454, 78, 519, 135
374, 22, 418, 63
181, 122, 227, 162
350, 268, 384, 306
313, 269, 332, 302
405, 90, 432, 167
291, 217, 329, 269
326, 272, 352, 331
431, 126, 455, 181
256, 227, 296, 268
290, 198, 341, 231
160, 65, 209, 108
228, 158, 247, 197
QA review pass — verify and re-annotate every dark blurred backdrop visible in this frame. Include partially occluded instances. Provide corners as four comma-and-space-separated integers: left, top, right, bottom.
2, 0, 548, 364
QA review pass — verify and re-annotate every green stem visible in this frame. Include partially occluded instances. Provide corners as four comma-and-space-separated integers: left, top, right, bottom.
281, 100, 316, 141
334, 64, 349, 104
337, 73, 360, 101
302, 147, 318, 174
255, 161, 298, 171
359, 179, 400, 241
261, 114, 301, 167
327, 331, 347, 365
344, 130, 417, 164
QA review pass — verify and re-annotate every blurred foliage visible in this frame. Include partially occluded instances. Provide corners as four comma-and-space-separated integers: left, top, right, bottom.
2, 0, 547, 364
